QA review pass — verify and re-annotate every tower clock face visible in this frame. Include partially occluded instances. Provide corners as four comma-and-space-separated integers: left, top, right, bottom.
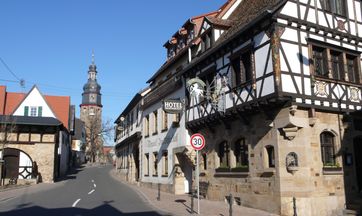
89, 94, 96, 103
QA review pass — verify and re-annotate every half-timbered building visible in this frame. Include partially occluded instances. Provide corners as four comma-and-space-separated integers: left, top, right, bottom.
181, 0, 362, 215
0, 85, 73, 184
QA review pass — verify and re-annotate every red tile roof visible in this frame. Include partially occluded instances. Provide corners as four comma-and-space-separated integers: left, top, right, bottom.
45, 95, 70, 130
0, 85, 71, 130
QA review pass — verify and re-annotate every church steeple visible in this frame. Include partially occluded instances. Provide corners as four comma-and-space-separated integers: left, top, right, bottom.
81, 52, 102, 107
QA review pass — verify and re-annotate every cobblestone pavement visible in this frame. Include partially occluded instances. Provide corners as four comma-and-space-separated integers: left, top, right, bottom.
110, 169, 279, 216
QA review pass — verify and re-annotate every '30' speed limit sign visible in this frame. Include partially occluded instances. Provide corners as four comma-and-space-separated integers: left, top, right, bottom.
190, 133, 205, 151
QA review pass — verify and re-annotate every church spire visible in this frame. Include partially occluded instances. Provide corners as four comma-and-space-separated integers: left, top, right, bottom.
91, 50, 95, 66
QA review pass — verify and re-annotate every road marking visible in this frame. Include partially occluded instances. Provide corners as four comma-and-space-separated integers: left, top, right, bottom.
88, 189, 95, 195
72, 199, 81, 207
93, 184, 96, 188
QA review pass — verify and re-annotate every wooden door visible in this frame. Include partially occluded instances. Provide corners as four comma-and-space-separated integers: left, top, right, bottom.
4, 148, 20, 179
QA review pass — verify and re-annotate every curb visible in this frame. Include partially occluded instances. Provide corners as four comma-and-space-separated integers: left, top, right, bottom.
109, 169, 172, 215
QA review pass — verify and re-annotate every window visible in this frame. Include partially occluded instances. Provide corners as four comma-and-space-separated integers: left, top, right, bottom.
153, 111, 158, 135
26, 106, 42, 117
234, 138, 248, 167
320, 131, 336, 166
218, 141, 230, 168
323, 0, 346, 16
172, 113, 180, 127
153, 152, 158, 176
202, 153, 207, 170
312, 45, 360, 83
144, 115, 149, 137
162, 151, 168, 176
265, 145, 275, 168
330, 50, 344, 81
162, 110, 168, 131
145, 153, 149, 176
312, 46, 328, 77
231, 51, 252, 88
347, 55, 359, 83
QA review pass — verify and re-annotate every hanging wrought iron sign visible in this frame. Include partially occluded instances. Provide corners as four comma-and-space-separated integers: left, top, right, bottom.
163, 99, 183, 114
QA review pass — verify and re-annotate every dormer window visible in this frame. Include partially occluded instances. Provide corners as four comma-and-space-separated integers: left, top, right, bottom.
168, 47, 176, 59
201, 31, 212, 52
178, 38, 185, 50
187, 29, 195, 43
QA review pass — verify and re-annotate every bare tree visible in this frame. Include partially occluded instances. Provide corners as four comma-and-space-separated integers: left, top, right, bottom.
0, 115, 17, 186
85, 117, 113, 163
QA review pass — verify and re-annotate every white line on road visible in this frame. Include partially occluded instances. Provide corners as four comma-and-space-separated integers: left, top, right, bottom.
72, 198, 81, 207
88, 189, 95, 195
93, 184, 96, 188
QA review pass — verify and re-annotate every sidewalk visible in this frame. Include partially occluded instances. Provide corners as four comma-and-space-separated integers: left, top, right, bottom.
110, 169, 278, 216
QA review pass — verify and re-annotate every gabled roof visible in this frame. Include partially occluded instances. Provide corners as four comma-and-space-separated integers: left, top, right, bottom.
182, 0, 285, 74
205, 16, 235, 29
0, 85, 71, 130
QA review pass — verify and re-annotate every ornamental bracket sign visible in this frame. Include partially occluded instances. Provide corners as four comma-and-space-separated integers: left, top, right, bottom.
163, 99, 184, 114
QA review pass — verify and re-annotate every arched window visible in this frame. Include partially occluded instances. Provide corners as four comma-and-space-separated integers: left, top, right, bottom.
320, 131, 336, 166
202, 153, 207, 170
218, 141, 230, 168
265, 145, 275, 168
234, 138, 248, 167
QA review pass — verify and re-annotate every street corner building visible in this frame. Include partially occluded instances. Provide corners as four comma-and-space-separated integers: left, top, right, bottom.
0, 85, 75, 184
114, 0, 362, 215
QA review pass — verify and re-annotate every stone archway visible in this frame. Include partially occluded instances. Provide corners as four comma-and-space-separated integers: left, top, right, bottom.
1, 148, 33, 180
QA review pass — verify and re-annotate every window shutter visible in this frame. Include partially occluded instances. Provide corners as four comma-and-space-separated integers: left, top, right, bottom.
38, 106, 42, 117
24, 106, 29, 116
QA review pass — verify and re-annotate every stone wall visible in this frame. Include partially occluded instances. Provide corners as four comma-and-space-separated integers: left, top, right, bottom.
5, 142, 56, 183
193, 106, 351, 215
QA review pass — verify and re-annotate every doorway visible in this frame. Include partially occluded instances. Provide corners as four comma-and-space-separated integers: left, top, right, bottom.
3, 148, 20, 179
354, 138, 362, 192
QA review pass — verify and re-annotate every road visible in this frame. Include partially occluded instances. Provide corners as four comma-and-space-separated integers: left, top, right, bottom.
0, 164, 164, 216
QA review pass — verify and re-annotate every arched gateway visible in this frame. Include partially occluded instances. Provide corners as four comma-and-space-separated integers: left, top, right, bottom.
1, 148, 33, 180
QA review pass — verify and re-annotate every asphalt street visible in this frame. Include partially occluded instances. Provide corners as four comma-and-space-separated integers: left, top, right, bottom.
0, 164, 163, 216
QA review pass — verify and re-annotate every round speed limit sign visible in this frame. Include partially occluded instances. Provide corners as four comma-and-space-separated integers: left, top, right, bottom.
190, 133, 205, 151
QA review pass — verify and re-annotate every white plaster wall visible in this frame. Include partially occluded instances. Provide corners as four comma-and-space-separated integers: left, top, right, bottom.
142, 86, 188, 185
13, 87, 55, 117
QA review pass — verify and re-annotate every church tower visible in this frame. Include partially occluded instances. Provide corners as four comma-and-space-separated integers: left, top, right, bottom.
80, 53, 102, 162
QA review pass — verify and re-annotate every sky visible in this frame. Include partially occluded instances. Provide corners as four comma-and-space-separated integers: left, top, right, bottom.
0, 0, 225, 143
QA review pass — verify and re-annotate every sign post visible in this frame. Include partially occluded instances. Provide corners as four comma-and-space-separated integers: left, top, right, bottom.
190, 133, 205, 215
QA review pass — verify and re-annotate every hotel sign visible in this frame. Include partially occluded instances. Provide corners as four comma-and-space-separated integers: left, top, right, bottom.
163, 99, 183, 114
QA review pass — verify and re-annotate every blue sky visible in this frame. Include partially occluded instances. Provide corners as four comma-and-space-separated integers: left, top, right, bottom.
0, 0, 225, 142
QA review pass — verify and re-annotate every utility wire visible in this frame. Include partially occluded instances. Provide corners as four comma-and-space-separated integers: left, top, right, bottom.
0, 57, 21, 81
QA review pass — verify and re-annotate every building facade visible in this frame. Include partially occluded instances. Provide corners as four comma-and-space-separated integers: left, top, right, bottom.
182, 0, 362, 215
80, 56, 103, 163
0, 85, 73, 183
114, 88, 149, 183
115, 0, 362, 215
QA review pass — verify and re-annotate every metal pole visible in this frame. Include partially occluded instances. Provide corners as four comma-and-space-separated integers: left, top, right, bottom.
196, 150, 200, 214
229, 193, 233, 216
293, 197, 297, 216
157, 183, 161, 201
191, 190, 194, 214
